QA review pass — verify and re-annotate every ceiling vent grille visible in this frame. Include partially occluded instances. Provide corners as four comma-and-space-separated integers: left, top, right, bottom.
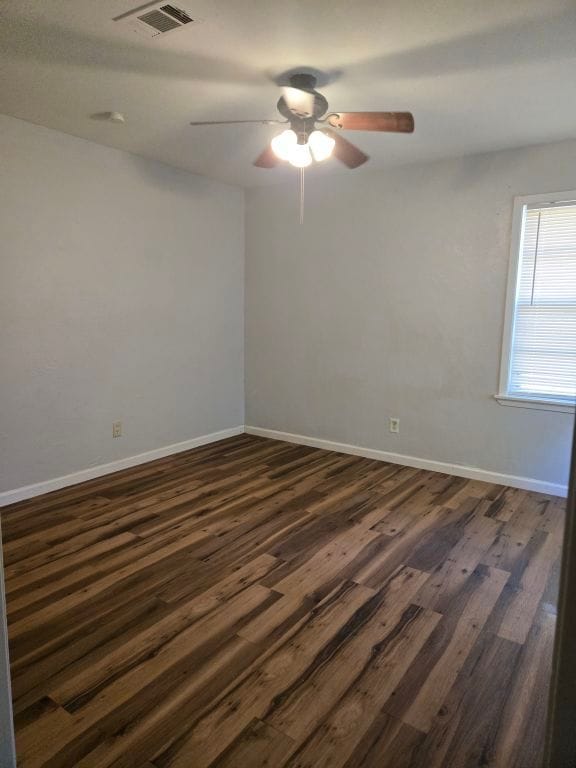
161, 5, 193, 24
114, 3, 194, 38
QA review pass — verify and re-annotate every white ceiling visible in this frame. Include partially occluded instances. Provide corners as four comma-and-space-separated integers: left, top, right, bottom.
1, 0, 575, 187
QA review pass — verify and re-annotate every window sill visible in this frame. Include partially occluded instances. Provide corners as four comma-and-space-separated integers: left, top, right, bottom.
494, 394, 575, 413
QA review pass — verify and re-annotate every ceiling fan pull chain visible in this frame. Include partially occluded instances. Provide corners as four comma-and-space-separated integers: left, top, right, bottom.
299, 167, 305, 224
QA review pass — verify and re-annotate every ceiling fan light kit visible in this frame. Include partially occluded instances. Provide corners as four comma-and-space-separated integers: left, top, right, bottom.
189, 72, 415, 172
271, 127, 334, 167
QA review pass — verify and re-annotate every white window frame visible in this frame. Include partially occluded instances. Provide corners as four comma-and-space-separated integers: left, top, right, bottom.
495, 190, 576, 414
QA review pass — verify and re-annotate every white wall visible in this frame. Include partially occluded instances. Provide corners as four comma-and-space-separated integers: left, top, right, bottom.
0, 115, 244, 493
245, 140, 576, 489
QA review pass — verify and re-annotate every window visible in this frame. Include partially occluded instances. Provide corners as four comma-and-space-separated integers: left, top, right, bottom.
497, 191, 576, 412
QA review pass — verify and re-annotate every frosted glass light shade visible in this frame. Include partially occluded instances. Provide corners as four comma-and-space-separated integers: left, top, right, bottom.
287, 143, 312, 168
271, 129, 297, 160
309, 130, 335, 161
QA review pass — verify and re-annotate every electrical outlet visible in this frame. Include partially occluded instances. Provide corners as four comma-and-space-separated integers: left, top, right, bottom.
112, 421, 122, 438
389, 417, 400, 434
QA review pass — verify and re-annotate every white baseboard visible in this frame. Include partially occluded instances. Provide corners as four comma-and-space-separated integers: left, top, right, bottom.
0, 426, 245, 508
246, 426, 568, 497
1, 423, 567, 507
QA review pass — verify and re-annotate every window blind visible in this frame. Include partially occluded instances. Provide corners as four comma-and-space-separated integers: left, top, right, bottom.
508, 201, 576, 403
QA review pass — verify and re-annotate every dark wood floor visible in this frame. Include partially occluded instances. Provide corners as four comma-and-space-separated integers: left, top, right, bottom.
1, 434, 565, 768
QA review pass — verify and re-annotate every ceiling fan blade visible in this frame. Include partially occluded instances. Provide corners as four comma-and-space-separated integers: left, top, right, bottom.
190, 119, 282, 126
253, 145, 280, 168
324, 129, 368, 169
281, 87, 315, 118
327, 112, 414, 133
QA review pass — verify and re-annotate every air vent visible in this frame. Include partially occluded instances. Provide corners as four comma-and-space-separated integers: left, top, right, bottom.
114, 2, 195, 39
161, 5, 193, 24
138, 10, 181, 33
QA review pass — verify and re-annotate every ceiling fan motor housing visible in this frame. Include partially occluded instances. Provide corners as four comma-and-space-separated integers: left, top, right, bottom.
277, 73, 329, 141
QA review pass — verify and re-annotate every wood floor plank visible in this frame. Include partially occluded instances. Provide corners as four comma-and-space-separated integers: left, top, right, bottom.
17, 585, 277, 767
9, 551, 200, 666
265, 567, 431, 743
352, 499, 472, 589
237, 592, 315, 644
414, 511, 502, 612
273, 525, 382, 597
497, 529, 560, 644
5, 532, 139, 595
2, 434, 564, 768
410, 634, 522, 768
491, 605, 556, 768
49, 557, 278, 708
342, 713, 425, 768
8, 528, 212, 637
403, 565, 509, 732
209, 719, 295, 768
282, 605, 442, 768
11, 596, 169, 711
75, 636, 265, 768
154, 582, 377, 768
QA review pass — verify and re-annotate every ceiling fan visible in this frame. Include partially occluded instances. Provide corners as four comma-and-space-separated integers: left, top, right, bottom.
190, 73, 414, 170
